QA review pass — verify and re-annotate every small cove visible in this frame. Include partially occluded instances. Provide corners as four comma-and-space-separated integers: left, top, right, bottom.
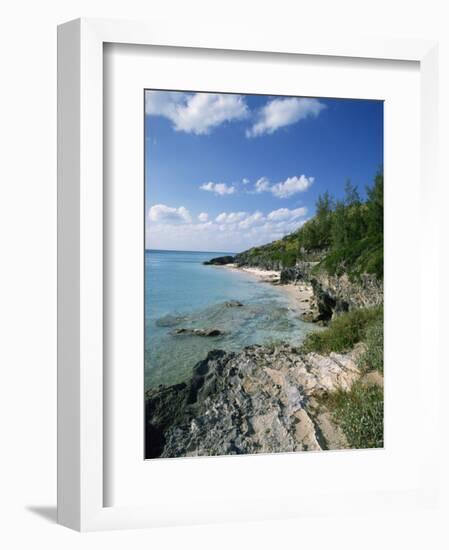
145, 250, 318, 389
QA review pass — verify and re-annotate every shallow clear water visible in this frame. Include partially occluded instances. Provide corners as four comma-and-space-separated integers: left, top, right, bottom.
145, 250, 317, 389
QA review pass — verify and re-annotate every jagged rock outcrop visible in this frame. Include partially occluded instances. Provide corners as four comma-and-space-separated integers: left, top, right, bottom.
305, 272, 382, 323
279, 262, 383, 323
280, 266, 305, 284
313, 271, 383, 311
145, 344, 364, 458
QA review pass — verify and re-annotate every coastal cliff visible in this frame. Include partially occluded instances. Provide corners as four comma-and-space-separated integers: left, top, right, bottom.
281, 262, 383, 323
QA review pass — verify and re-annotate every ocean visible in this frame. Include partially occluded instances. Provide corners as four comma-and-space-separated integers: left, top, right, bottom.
144, 249, 317, 389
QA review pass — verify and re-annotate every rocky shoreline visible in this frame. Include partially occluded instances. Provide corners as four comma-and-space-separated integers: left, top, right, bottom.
145, 256, 384, 459
145, 343, 373, 458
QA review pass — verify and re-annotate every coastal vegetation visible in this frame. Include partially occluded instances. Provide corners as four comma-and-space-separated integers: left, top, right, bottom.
235, 170, 384, 280
359, 316, 383, 373
306, 306, 384, 449
300, 305, 383, 356
318, 382, 383, 449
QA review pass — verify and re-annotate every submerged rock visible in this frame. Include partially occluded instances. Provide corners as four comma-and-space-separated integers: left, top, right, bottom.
145, 344, 363, 458
224, 300, 243, 307
155, 314, 189, 327
171, 327, 224, 337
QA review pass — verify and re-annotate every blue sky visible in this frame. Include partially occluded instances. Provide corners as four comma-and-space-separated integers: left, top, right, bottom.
145, 90, 383, 252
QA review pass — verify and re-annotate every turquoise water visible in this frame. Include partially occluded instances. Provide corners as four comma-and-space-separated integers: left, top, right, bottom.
144, 250, 316, 389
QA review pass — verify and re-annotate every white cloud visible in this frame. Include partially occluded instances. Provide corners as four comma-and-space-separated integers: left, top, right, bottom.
145, 90, 187, 118
238, 211, 264, 229
146, 91, 249, 135
200, 182, 236, 196
242, 178, 250, 185
253, 175, 314, 198
216, 211, 247, 223
254, 177, 270, 193
198, 212, 209, 222
148, 204, 192, 224
246, 97, 326, 137
267, 206, 307, 221
270, 175, 314, 198
147, 206, 308, 252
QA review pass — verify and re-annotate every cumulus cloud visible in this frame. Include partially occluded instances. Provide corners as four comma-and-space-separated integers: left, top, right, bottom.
148, 204, 191, 224
200, 182, 235, 196
246, 97, 326, 137
216, 211, 247, 223
253, 175, 314, 198
146, 206, 308, 251
270, 175, 314, 198
145, 91, 249, 135
242, 178, 250, 185
254, 177, 270, 193
267, 207, 307, 221
238, 211, 264, 229
198, 212, 209, 222
145, 90, 186, 118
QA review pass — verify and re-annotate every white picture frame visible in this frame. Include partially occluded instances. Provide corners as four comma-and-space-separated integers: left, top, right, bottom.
57, 17, 440, 531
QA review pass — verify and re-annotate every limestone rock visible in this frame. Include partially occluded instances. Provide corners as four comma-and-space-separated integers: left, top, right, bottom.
145, 344, 364, 458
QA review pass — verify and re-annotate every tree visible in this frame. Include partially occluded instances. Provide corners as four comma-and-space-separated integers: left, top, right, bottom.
314, 192, 334, 248
331, 200, 349, 249
366, 171, 383, 237
316, 191, 333, 218
343, 180, 365, 242
344, 180, 360, 207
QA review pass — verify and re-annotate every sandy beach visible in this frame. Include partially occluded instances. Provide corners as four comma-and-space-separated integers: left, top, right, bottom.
222, 264, 313, 313
223, 263, 280, 281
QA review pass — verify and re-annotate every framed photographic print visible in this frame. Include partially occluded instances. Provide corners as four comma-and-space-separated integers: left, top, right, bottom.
143, 89, 384, 460
58, 18, 440, 530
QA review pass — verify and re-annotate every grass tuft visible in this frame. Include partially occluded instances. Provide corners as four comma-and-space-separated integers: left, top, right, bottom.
359, 316, 383, 373
300, 306, 383, 354
302, 305, 384, 450
319, 382, 384, 449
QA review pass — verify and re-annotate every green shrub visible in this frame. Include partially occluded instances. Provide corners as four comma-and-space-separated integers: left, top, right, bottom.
320, 382, 384, 448
318, 235, 383, 280
301, 306, 383, 354
359, 316, 383, 373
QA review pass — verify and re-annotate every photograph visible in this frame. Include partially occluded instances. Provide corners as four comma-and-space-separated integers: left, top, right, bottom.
0, 0, 443, 541
144, 89, 384, 459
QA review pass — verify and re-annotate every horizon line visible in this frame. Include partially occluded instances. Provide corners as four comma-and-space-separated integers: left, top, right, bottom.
145, 248, 236, 254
